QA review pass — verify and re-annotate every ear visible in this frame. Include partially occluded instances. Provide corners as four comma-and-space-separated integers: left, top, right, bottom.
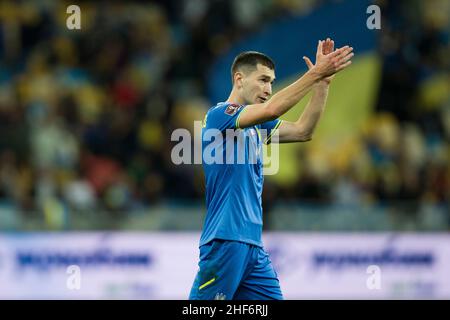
234, 72, 244, 88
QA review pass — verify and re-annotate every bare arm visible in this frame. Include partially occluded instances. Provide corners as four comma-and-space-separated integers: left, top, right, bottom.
237, 68, 321, 128
238, 41, 353, 129
277, 82, 329, 142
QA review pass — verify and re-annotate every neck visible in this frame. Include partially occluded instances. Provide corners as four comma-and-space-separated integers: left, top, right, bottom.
226, 88, 246, 105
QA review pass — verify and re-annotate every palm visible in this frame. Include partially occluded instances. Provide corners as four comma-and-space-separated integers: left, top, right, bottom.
303, 38, 335, 84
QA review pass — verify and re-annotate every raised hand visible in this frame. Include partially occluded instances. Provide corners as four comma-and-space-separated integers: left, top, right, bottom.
304, 38, 353, 84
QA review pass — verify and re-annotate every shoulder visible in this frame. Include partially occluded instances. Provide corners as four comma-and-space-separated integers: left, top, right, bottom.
204, 102, 246, 130
209, 102, 244, 116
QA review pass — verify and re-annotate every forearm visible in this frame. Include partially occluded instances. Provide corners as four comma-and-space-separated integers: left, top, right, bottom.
294, 82, 329, 139
266, 68, 321, 118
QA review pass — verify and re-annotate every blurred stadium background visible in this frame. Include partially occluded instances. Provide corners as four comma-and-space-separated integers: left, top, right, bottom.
0, 0, 448, 299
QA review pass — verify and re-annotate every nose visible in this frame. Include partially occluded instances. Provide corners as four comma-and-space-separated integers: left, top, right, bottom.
264, 83, 272, 96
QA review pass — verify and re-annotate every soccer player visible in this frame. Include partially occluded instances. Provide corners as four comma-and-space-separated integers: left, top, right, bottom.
189, 39, 353, 300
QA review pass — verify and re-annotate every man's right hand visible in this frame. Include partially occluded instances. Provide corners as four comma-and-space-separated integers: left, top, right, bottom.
311, 40, 354, 79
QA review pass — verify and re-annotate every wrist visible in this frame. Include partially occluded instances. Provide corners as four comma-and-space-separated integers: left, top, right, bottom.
321, 79, 331, 85
307, 66, 323, 83
315, 80, 330, 88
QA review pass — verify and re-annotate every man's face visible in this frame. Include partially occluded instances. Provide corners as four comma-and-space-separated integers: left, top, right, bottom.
237, 63, 275, 105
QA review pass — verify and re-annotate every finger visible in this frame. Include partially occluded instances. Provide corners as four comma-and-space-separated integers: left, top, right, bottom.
334, 50, 354, 66
325, 38, 331, 53
334, 46, 353, 59
336, 60, 352, 72
303, 56, 314, 69
332, 52, 353, 71
330, 40, 335, 52
339, 52, 354, 64
317, 40, 323, 56
322, 39, 328, 54
327, 45, 350, 57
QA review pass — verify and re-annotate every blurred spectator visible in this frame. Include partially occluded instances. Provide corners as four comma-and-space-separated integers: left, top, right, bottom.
0, 0, 447, 229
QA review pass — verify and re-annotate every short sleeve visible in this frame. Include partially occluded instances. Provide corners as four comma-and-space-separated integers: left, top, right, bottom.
204, 103, 246, 131
260, 119, 283, 144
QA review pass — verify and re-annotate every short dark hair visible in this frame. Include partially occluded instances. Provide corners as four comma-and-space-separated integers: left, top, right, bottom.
231, 51, 275, 84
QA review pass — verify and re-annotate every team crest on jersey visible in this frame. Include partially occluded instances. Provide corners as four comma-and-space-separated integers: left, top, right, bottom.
224, 104, 241, 116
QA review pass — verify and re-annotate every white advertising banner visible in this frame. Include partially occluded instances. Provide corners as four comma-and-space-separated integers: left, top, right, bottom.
0, 232, 449, 299
264, 233, 450, 299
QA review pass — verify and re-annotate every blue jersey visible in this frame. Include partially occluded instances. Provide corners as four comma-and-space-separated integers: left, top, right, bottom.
199, 102, 282, 247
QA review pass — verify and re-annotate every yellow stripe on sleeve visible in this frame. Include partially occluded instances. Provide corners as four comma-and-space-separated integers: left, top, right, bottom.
264, 119, 283, 144
235, 107, 247, 129
199, 277, 216, 290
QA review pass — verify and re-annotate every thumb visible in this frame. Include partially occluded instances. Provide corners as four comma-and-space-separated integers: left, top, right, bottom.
303, 56, 314, 69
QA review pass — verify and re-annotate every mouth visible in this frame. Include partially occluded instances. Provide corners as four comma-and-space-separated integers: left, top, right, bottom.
258, 97, 267, 103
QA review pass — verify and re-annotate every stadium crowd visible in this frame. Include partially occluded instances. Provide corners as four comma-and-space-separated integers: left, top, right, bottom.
0, 0, 448, 228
